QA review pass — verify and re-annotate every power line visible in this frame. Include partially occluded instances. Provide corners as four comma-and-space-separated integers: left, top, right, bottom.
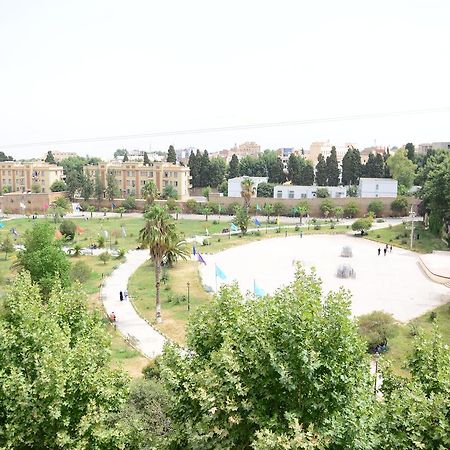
1, 106, 449, 149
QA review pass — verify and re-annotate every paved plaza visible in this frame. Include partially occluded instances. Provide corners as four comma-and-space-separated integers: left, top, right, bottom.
199, 235, 450, 322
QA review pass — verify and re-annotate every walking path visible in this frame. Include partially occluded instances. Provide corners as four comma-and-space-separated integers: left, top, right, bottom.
101, 249, 166, 359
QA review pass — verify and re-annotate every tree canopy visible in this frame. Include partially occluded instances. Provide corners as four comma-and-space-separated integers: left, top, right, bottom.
386, 148, 417, 189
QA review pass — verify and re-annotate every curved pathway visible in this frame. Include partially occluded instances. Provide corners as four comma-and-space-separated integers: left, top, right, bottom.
101, 250, 166, 359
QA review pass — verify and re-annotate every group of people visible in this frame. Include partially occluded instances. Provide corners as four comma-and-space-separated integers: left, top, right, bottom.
109, 290, 129, 323
378, 244, 393, 256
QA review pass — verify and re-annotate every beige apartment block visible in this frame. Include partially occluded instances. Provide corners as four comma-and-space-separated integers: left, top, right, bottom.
218, 141, 261, 162
307, 141, 356, 165
44, 150, 78, 162
84, 161, 191, 200
0, 162, 64, 193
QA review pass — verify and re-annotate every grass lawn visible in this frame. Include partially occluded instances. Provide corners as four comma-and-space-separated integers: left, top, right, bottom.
366, 221, 448, 253
385, 302, 450, 375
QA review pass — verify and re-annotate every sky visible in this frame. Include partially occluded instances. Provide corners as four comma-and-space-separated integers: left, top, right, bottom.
1, 0, 449, 160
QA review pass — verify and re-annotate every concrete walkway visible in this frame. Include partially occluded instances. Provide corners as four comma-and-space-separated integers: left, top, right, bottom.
101, 250, 166, 359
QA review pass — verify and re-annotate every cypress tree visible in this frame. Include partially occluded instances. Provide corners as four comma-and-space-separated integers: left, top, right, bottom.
167, 145, 177, 163
199, 150, 211, 187
228, 154, 240, 179
315, 154, 327, 186
325, 146, 340, 186
405, 142, 415, 162
287, 154, 302, 185
300, 162, 315, 186
268, 158, 286, 184
143, 152, 150, 166
45, 151, 56, 164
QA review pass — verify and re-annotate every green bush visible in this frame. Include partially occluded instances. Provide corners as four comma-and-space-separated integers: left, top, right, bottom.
70, 261, 92, 283
185, 199, 197, 213
122, 195, 136, 211
316, 187, 330, 198
391, 197, 409, 216
344, 201, 359, 218
367, 200, 383, 218
98, 251, 111, 265
59, 220, 76, 241
357, 311, 397, 352
351, 217, 373, 235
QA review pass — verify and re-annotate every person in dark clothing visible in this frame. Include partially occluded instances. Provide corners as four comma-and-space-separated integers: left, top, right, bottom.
119, 291, 123, 301
390, 245, 392, 252
378, 248, 381, 256
383, 248, 387, 256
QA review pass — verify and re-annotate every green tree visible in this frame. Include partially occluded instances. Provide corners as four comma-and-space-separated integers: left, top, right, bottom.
162, 184, 178, 200
122, 195, 136, 211
114, 148, 127, 158
98, 251, 111, 265
141, 180, 158, 204
59, 219, 76, 240
94, 171, 105, 205
341, 147, 362, 185
199, 149, 211, 187
334, 206, 344, 221
160, 267, 374, 449
116, 206, 125, 218
87, 205, 96, 218
167, 145, 177, 163
143, 151, 150, 166
300, 161, 314, 186
209, 157, 227, 187
44, 150, 56, 164
386, 148, 417, 189
391, 197, 409, 216
139, 205, 188, 322
188, 150, 201, 187
233, 205, 251, 235
267, 157, 286, 184
228, 154, 240, 179
405, 142, 415, 161
296, 201, 310, 224
351, 217, 373, 235
123, 152, 129, 162
65, 170, 80, 200
0, 151, 13, 161
80, 172, 94, 201
0, 274, 131, 448
202, 186, 211, 201
367, 200, 383, 217
16, 222, 71, 298
263, 203, 274, 223
319, 199, 334, 218
257, 182, 275, 198
31, 183, 42, 193
344, 201, 359, 218
70, 260, 92, 283
316, 187, 329, 198
106, 170, 120, 201
315, 153, 327, 186
326, 146, 340, 186
357, 311, 397, 352
287, 154, 302, 185
240, 177, 255, 210
0, 235, 14, 260
346, 185, 358, 197
50, 180, 67, 192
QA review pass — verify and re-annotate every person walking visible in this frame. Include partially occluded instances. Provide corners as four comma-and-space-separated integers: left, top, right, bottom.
378, 248, 381, 256
119, 291, 123, 301
383, 248, 387, 256
124, 290, 128, 301
390, 245, 393, 252
300, 231, 303, 238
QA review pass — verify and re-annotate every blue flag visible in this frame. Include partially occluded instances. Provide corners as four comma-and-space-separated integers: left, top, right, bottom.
215, 264, 227, 280
254, 281, 265, 298
254, 217, 261, 226
197, 252, 206, 265
230, 223, 238, 232
0, 222, 4, 229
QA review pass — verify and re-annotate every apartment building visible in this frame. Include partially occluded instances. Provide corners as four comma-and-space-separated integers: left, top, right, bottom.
218, 141, 261, 162
0, 162, 64, 193
307, 141, 356, 165
84, 160, 191, 200
46, 151, 78, 162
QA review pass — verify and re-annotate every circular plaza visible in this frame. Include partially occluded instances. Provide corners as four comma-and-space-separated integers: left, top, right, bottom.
199, 234, 450, 322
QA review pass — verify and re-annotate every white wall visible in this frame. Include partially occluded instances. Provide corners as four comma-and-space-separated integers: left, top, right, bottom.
228, 177, 268, 198
273, 185, 347, 200
358, 178, 397, 198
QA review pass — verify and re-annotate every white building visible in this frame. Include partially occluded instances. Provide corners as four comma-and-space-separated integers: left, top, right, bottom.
358, 178, 397, 198
228, 176, 268, 198
273, 185, 347, 200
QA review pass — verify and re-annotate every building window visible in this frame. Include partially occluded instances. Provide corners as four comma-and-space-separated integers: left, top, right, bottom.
288, 190, 294, 199
301, 193, 307, 198
276, 190, 282, 199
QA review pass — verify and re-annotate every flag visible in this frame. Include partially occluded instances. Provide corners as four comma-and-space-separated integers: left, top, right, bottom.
230, 223, 238, 232
121, 226, 127, 238
215, 264, 227, 281
197, 252, 206, 265
103, 230, 109, 239
19, 202, 26, 210
254, 281, 265, 298
256, 203, 261, 211
254, 217, 261, 226
205, 228, 209, 236
0, 223, 4, 229
192, 245, 196, 256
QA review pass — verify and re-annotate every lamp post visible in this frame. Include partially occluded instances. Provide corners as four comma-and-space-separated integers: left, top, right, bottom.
187, 281, 190, 312
373, 352, 380, 395
409, 206, 416, 250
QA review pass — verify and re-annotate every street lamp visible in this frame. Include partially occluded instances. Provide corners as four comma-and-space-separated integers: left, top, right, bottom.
187, 281, 190, 311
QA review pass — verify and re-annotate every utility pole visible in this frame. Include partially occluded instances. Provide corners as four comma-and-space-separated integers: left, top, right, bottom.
409, 206, 415, 250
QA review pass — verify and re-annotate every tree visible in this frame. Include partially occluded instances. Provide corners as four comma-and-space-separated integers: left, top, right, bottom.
300, 162, 314, 186
70, 260, 92, 283
31, 183, 42, 193
357, 311, 397, 352
0, 235, 14, 260
98, 251, 111, 265
346, 185, 358, 197
202, 186, 211, 201
94, 171, 105, 205
267, 157, 285, 184
143, 151, 150, 166
386, 148, 417, 189
233, 205, 251, 235
0, 151, 13, 161
87, 205, 96, 218
122, 195, 136, 211
188, 150, 201, 188
105, 171, 120, 201
405, 142, 415, 161
257, 182, 275, 198
0, 274, 131, 448
296, 201, 310, 224
239, 155, 268, 177
59, 219, 76, 240
116, 206, 125, 218
65, 170, 80, 200
199, 150, 211, 187
374, 153, 385, 178
16, 222, 70, 298
159, 267, 374, 449
315, 153, 327, 186
123, 152, 129, 162
351, 217, 373, 235
167, 145, 177, 163
316, 187, 329, 198
326, 146, 340, 186
334, 206, 344, 221
240, 177, 255, 210
344, 201, 360, 218
367, 200, 383, 217
319, 199, 334, 218
162, 184, 178, 200
80, 173, 94, 201
44, 150, 56, 164
341, 147, 362, 185
50, 180, 67, 192
287, 154, 302, 185
141, 180, 158, 204
263, 203, 274, 223
114, 148, 127, 159
228, 154, 240, 179
209, 157, 227, 187
391, 197, 409, 216
139, 205, 188, 322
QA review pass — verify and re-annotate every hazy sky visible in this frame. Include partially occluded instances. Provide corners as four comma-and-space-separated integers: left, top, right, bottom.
1, 0, 449, 160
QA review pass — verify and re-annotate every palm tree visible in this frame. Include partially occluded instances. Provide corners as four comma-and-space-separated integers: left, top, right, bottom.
141, 180, 158, 205
240, 178, 255, 211
139, 205, 189, 323
296, 201, 310, 225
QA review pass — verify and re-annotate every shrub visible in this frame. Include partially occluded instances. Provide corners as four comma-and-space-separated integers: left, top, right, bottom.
320, 199, 335, 218
97, 235, 105, 248
70, 261, 92, 283
122, 195, 136, 211
256, 182, 275, 198
351, 217, 373, 235
116, 248, 126, 259
346, 185, 358, 197
59, 219, 76, 240
316, 187, 330, 198
391, 197, 409, 216
185, 199, 197, 213
367, 200, 383, 218
227, 202, 240, 215
273, 202, 285, 216
357, 311, 397, 352
314, 224, 321, 230
207, 202, 220, 214
166, 198, 177, 212
50, 180, 67, 192
98, 251, 111, 265
344, 201, 360, 218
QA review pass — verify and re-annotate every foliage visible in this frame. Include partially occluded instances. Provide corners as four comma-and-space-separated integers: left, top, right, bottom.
50, 179, 67, 192
123, 195, 137, 211
319, 199, 334, 217
94, 171, 105, 204
217, 180, 228, 196
106, 170, 120, 201
116, 206, 126, 218
314, 153, 327, 186
16, 222, 71, 298
99, 251, 111, 265
325, 146, 340, 186
0, 274, 131, 448
296, 201, 310, 224
343, 201, 359, 218
162, 184, 178, 200
159, 267, 374, 449
0, 151, 14, 162
209, 158, 227, 187
64, 170, 81, 200
0, 235, 14, 259
357, 311, 397, 352
241, 178, 255, 210
228, 153, 240, 179
334, 206, 344, 221
315, 187, 329, 198
44, 150, 56, 164
367, 200, 383, 218
363, 153, 384, 178
257, 182, 275, 198
31, 183, 42, 193
263, 203, 274, 223
201, 186, 211, 201
351, 217, 373, 235
59, 219, 76, 240
141, 180, 158, 204
386, 148, 417, 189
341, 147, 362, 185
185, 199, 198, 213
114, 148, 128, 158
70, 260, 92, 283
233, 205, 251, 235
80, 172, 94, 201
346, 185, 358, 197
390, 197, 409, 216
167, 145, 177, 163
